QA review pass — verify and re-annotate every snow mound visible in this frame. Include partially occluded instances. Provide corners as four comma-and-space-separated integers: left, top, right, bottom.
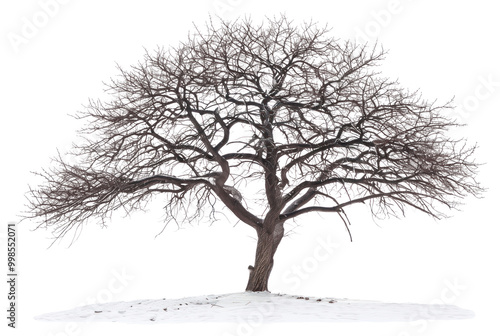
35, 292, 474, 324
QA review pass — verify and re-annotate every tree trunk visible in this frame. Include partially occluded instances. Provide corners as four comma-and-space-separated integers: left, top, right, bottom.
245, 223, 284, 292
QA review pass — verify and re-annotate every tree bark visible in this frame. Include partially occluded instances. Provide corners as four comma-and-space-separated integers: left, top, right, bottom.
245, 223, 284, 292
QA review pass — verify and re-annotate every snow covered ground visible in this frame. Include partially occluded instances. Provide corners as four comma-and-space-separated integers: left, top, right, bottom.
35, 292, 474, 324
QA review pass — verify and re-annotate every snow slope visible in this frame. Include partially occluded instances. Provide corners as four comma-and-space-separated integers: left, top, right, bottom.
35, 292, 474, 324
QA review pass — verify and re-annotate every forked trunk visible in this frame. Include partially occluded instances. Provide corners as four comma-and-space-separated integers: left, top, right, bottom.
245, 224, 284, 292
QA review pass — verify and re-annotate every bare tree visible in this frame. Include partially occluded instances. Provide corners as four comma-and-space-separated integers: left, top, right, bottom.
27, 16, 483, 292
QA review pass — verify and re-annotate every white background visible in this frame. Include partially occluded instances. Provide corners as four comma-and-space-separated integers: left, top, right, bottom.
1, 0, 499, 335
